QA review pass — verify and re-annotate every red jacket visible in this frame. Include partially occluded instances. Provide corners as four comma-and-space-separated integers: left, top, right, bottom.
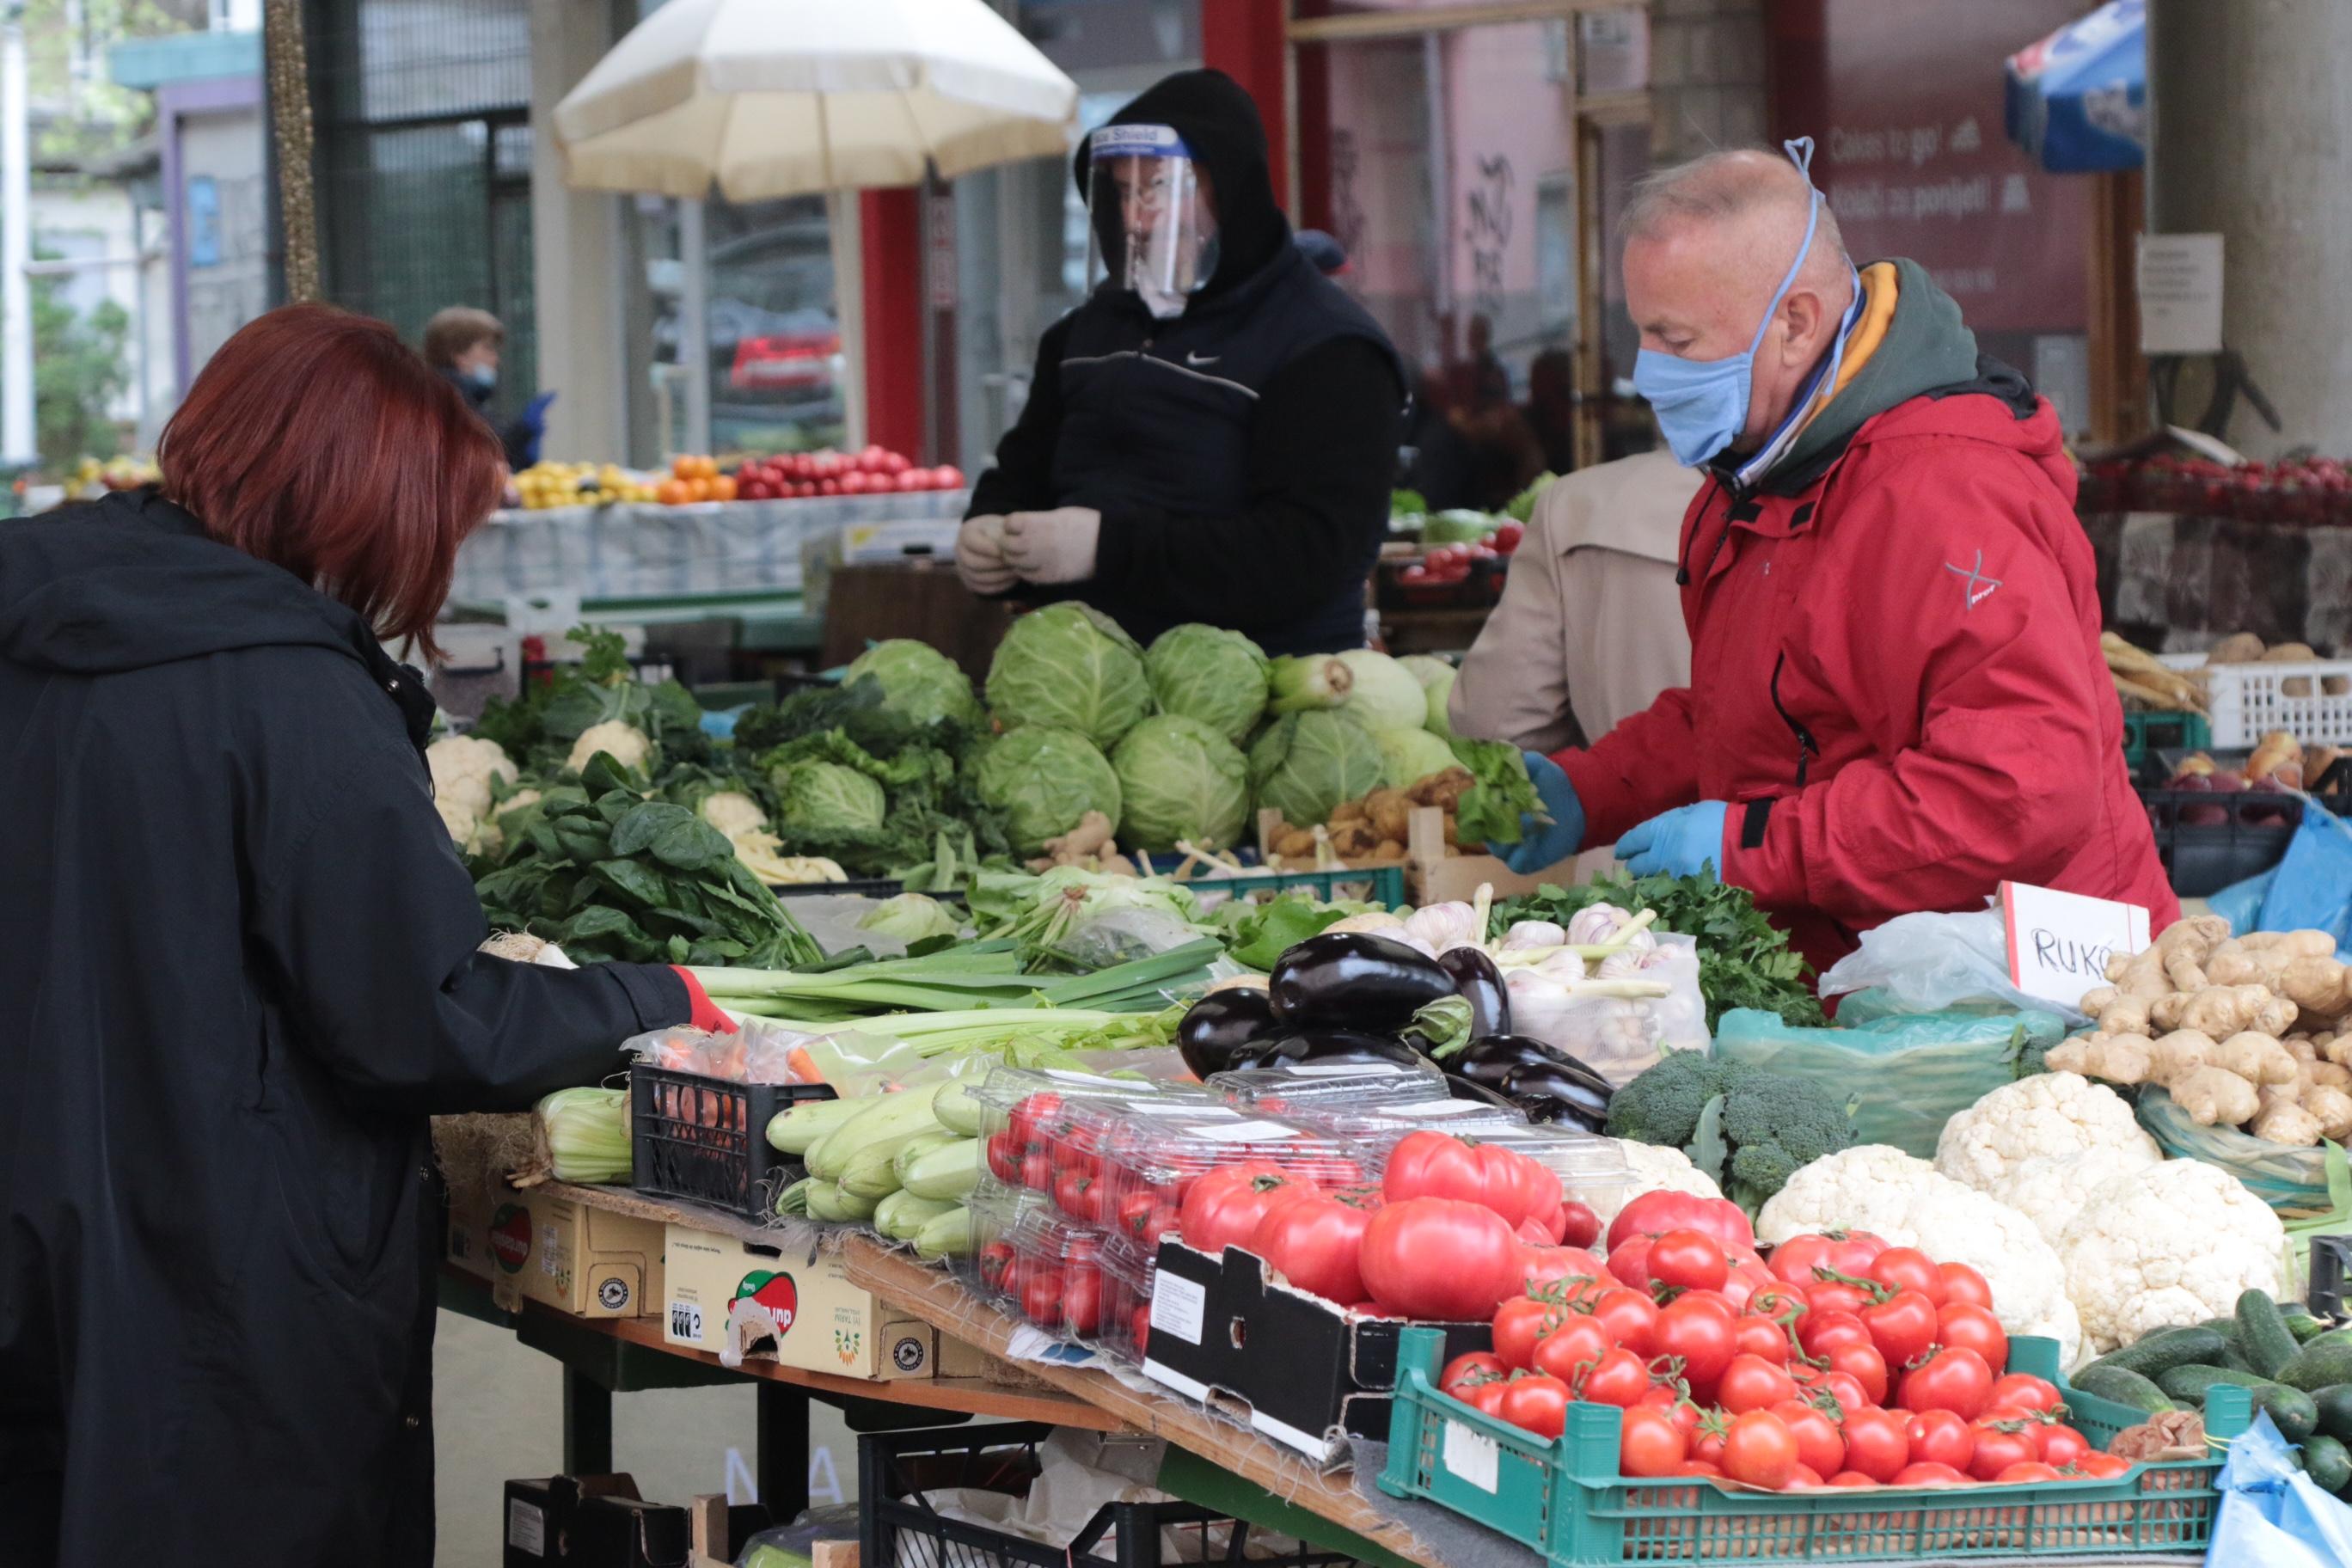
1559, 381, 2177, 980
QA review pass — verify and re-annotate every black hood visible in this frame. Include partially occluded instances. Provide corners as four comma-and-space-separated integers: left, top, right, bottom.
0, 487, 410, 686
1074, 68, 1289, 300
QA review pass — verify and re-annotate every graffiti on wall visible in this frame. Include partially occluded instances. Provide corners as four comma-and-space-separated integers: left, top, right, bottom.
1465, 152, 1514, 326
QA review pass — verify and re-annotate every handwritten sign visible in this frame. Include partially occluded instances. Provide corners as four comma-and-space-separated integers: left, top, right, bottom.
2001, 882, 2153, 1010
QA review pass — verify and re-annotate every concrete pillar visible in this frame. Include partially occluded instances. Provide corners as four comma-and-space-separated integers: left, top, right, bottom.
2146, 0, 2352, 457
529, 0, 627, 463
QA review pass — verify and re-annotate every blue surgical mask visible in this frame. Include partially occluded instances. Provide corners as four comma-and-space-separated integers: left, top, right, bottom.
464, 364, 497, 393
1634, 138, 1829, 469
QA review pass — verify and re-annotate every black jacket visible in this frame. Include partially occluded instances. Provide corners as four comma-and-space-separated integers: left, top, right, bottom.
0, 489, 686, 1565
967, 70, 1404, 657
444, 366, 538, 471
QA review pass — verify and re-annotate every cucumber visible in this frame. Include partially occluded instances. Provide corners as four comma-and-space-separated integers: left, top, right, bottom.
2286, 1310, 2333, 1344
2238, 1290, 2301, 1379
2312, 1384, 2352, 1445
2278, 1338, 2352, 1393
2071, 1364, 2175, 1415
2301, 1434, 2352, 1495
2155, 1365, 2318, 1441
2211, 1340, 2254, 1373
2092, 1326, 2233, 1380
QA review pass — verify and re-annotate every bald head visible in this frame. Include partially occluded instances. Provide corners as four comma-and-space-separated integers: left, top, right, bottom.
1623, 147, 1857, 457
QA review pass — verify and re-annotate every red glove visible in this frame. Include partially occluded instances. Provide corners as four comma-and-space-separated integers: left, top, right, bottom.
671, 966, 738, 1033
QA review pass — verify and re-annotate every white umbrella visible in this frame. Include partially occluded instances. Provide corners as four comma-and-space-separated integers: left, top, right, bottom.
554, 0, 1080, 199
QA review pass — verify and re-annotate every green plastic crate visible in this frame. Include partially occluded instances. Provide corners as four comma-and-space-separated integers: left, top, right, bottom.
2124, 710, 2212, 770
1161, 864, 1409, 909
1378, 1329, 2249, 1565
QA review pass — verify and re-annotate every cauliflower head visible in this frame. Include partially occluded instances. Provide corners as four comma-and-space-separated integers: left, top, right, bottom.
2059, 1159, 2286, 1355
1755, 1145, 1939, 1243
426, 734, 518, 819
433, 793, 480, 847
567, 720, 652, 775
1590, 1140, 1723, 1223
697, 790, 770, 839
1988, 1142, 2164, 1248
469, 787, 542, 858
1934, 1072, 2159, 1192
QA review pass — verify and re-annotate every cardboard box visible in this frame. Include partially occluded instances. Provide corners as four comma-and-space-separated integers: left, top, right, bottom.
504, 1474, 689, 1567
447, 1186, 665, 1319
662, 1224, 942, 1379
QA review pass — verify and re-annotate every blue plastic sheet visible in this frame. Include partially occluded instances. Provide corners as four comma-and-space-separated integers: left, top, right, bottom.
2211, 1412, 2352, 1567
2256, 806, 2352, 952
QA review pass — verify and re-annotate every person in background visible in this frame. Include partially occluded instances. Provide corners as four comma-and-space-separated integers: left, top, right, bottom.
1523, 347, 1579, 477
1491, 141, 2176, 977
955, 70, 1404, 657
0, 305, 731, 1564
421, 304, 552, 472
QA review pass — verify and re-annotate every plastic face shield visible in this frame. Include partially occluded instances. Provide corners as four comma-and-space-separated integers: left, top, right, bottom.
1085, 123, 1216, 320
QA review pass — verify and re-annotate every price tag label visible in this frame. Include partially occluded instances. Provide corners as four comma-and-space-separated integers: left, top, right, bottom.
1442, 1421, 1500, 1493
2000, 882, 2152, 1009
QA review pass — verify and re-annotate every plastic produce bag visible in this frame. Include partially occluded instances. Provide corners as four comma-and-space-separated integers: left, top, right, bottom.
1059, 906, 1214, 968
1507, 934, 1707, 1087
2209, 1412, 2352, 1568
1714, 1007, 2067, 1159
1818, 907, 2089, 1026
2136, 1085, 2346, 1219
735, 1504, 860, 1568
2256, 806, 2352, 953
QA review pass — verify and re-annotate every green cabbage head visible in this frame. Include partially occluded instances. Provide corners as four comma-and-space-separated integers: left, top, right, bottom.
1334, 650, 1430, 732
1144, 624, 1271, 743
1371, 725, 1458, 791
985, 603, 1151, 749
774, 760, 886, 833
1248, 712, 1387, 826
842, 640, 985, 730
1112, 714, 1251, 853
973, 726, 1123, 854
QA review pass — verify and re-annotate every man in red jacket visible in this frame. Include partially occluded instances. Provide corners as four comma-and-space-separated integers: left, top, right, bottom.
1494, 142, 2176, 977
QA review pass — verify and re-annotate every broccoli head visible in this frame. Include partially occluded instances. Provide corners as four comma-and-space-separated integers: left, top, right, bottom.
1606, 1050, 1853, 1214
1602, 1048, 1738, 1148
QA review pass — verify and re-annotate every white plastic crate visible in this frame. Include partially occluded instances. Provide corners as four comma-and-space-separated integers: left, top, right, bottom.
2158, 652, 2352, 748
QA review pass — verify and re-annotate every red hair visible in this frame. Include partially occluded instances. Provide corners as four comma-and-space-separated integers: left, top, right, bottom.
159, 303, 503, 659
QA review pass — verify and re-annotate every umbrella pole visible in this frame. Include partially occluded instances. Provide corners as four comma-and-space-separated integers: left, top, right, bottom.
830, 189, 867, 450
679, 197, 712, 456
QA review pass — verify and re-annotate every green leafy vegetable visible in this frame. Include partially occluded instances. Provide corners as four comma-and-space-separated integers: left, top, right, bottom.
1144, 623, 1271, 744
985, 603, 1151, 749
1219, 893, 1369, 971
1111, 714, 1249, 852
973, 726, 1122, 856
842, 640, 986, 732
471, 623, 710, 769
1248, 712, 1385, 826
1503, 474, 1557, 524
1449, 737, 1545, 847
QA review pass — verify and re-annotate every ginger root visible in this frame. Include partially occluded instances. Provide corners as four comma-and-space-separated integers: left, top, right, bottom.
2213, 1031, 2299, 1087
2170, 1065, 2262, 1127
2108, 915, 2231, 998
2048, 1032, 2153, 1083
2282, 956, 2352, 1023
2252, 1087, 2324, 1146
2305, 1085, 2352, 1142
2077, 987, 2155, 1037
2162, 984, 2297, 1039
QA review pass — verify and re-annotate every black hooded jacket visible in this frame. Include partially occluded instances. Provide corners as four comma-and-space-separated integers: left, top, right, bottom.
0, 488, 686, 1565
966, 70, 1405, 656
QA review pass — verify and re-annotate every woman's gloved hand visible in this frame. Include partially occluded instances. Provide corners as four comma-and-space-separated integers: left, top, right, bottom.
954, 514, 1016, 596
1615, 800, 1730, 879
1487, 751, 1586, 873
1001, 506, 1103, 585
670, 966, 739, 1033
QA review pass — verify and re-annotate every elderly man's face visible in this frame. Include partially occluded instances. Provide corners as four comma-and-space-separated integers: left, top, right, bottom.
1625, 219, 1831, 452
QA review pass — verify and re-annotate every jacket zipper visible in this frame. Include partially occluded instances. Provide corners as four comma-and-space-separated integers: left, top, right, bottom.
1768, 652, 1821, 788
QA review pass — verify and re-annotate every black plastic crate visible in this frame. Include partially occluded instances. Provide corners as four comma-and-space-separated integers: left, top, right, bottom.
859, 1424, 1363, 1568
2139, 787, 2301, 897
629, 1067, 834, 1222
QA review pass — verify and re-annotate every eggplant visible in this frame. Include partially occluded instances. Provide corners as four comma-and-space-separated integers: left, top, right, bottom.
1500, 1062, 1614, 1134
1443, 1074, 1521, 1110
1176, 988, 1281, 1077
1227, 1029, 1426, 1073
1436, 947, 1512, 1041
1268, 933, 1457, 1032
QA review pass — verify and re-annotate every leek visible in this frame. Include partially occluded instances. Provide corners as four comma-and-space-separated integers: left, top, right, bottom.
1267, 654, 1352, 715
538, 1087, 631, 1185
689, 940, 1222, 1022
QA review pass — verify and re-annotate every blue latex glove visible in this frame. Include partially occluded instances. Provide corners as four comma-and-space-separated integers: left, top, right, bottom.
1485, 751, 1585, 873
519, 389, 558, 435
1616, 800, 1730, 879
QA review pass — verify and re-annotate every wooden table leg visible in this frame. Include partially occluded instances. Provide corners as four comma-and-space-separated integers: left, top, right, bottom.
757, 1382, 811, 1518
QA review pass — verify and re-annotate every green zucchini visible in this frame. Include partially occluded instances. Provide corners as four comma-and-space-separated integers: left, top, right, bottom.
2311, 1384, 2352, 1445
2155, 1365, 2318, 1441
2092, 1326, 2233, 1380
2238, 1290, 2301, 1379
2301, 1434, 2352, 1495
2071, 1363, 2175, 1415
2278, 1338, 2352, 1393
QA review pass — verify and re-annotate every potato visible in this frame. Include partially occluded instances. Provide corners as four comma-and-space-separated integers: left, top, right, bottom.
1331, 799, 1368, 824
2208, 632, 2265, 665
2263, 642, 2318, 663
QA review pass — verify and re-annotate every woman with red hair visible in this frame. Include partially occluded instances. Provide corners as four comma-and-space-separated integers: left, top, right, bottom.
0, 305, 729, 1565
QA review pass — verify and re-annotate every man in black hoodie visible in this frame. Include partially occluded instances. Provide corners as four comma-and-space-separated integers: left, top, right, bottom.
957, 70, 1405, 657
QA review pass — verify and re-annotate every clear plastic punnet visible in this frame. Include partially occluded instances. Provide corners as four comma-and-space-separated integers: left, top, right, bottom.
1093, 1106, 1381, 1253
1096, 1234, 1158, 1364
958, 1174, 1045, 1302
1430, 1123, 1635, 1216
1003, 1206, 1111, 1342
1212, 1066, 1529, 1141
969, 1063, 1221, 1209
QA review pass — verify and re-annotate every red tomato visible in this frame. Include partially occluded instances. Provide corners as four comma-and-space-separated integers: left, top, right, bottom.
1130, 1301, 1151, 1355
1867, 1247, 1946, 1305
1521, 1246, 1611, 1296
1768, 1234, 1835, 1284
1498, 1374, 1571, 1439
1531, 1315, 1615, 1382
1557, 1200, 1601, 1248
1640, 1385, 1705, 1438
1823, 1340, 1890, 1405
1817, 1371, 1871, 1414
1580, 1347, 1652, 1407
1689, 1412, 1729, 1467
1828, 1472, 1880, 1488
1841, 1407, 1912, 1482
1860, 1289, 1940, 1369
1383, 1130, 1561, 1228
1771, 1400, 1847, 1478
2073, 1452, 2130, 1479
1647, 1229, 1730, 1293
2039, 1425, 2090, 1469
1748, 1283, 1810, 1322
1618, 1406, 1688, 1477
1358, 1198, 1526, 1321
1467, 1381, 1510, 1417
1178, 1162, 1319, 1254
1607, 1235, 1656, 1290
1019, 1266, 1066, 1327
1798, 1310, 1871, 1358
1890, 1461, 1969, 1487
1440, 1351, 1508, 1394
1116, 1191, 1179, 1246
1249, 1194, 1372, 1304
1966, 1422, 2039, 1480
1986, 1374, 2062, 1415
1939, 1263, 1994, 1309
1996, 1461, 2061, 1484
1606, 1191, 1755, 1255
1008, 1093, 1060, 1150
1053, 1167, 1101, 1223
1807, 1278, 1872, 1317
1898, 1345, 1994, 1421
1590, 1288, 1660, 1358
1492, 1295, 1567, 1369
1905, 1409, 1975, 1471
984, 1133, 1022, 1183
1784, 1464, 1827, 1491
1733, 1315, 1793, 1364
1654, 1294, 1740, 1400
1019, 1148, 1052, 1191
1063, 1271, 1103, 1336
977, 1240, 1015, 1293
934, 464, 965, 487
1721, 1411, 1799, 1491
1721, 1258, 1778, 1313
1675, 1461, 1724, 1478
1718, 1354, 1800, 1415
1939, 1303, 2010, 1375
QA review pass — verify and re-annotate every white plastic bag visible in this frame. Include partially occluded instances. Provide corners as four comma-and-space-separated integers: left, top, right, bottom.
1818, 907, 2090, 1026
